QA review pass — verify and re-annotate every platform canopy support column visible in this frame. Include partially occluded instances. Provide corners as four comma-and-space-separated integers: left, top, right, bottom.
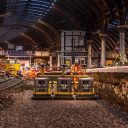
118, 25, 127, 64
87, 40, 93, 68
100, 34, 107, 67
57, 51, 61, 67
49, 53, 53, 69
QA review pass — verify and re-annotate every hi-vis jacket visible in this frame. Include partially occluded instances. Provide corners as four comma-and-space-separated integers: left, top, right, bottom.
70, 64, 83, 74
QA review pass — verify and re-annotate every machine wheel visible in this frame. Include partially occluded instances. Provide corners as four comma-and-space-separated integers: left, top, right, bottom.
93, 94, 100, 100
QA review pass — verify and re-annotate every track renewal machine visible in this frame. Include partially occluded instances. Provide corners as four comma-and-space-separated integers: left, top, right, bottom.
32, 65, 95, 100
5, 59, 21, 77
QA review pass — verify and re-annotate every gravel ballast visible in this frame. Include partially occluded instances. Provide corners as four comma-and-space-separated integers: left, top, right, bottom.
0, 90, 128, 128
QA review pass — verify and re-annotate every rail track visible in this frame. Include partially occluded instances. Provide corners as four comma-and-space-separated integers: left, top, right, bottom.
0, 77, 23, 92
0, 77, 23, 110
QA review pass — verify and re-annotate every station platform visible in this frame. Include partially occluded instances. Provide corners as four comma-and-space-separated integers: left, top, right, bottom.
86, 66, 128, 73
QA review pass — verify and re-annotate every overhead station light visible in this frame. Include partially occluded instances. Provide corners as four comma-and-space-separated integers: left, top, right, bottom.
16, 45, 23, 51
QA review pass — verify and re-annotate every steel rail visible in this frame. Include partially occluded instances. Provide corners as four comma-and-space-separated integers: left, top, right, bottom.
0, 78, 23, 92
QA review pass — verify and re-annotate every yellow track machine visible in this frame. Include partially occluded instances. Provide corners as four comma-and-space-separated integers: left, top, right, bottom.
5, 59, 21, 77
32, 65, 95, 100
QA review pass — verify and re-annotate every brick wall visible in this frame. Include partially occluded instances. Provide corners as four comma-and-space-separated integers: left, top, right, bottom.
87, 72, 128, 112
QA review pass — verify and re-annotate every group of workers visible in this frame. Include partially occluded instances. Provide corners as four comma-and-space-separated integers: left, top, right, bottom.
22, 67, 37, 79
21, 59, 84, 81
21, 59, 84, 92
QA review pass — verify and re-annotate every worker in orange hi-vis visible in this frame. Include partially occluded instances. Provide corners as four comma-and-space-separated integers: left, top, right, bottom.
24, 68, 30, 79
29, 68, 36, 79
70, 59, 83, 91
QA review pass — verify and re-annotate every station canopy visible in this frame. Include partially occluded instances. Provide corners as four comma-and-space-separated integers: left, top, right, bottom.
0, 0, 128, 51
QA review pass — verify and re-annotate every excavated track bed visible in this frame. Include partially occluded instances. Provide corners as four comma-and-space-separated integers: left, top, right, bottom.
0, 90, 128, 128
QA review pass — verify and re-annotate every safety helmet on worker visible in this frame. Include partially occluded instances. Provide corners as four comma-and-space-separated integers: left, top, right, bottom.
75, 59, 79, 64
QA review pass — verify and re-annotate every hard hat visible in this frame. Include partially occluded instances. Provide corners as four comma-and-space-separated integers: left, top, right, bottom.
75, 59, 79, 64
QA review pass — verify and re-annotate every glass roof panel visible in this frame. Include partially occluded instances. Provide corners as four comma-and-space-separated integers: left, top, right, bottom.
0, 0, 56, 42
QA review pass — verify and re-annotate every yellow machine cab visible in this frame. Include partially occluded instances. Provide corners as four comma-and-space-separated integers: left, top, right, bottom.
5, 59, 21, 77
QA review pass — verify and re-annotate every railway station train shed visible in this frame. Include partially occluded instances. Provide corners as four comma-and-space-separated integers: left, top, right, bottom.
0, 0, 128, 128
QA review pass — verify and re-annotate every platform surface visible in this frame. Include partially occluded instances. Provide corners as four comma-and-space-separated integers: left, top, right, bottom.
86, 66, 128, 73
